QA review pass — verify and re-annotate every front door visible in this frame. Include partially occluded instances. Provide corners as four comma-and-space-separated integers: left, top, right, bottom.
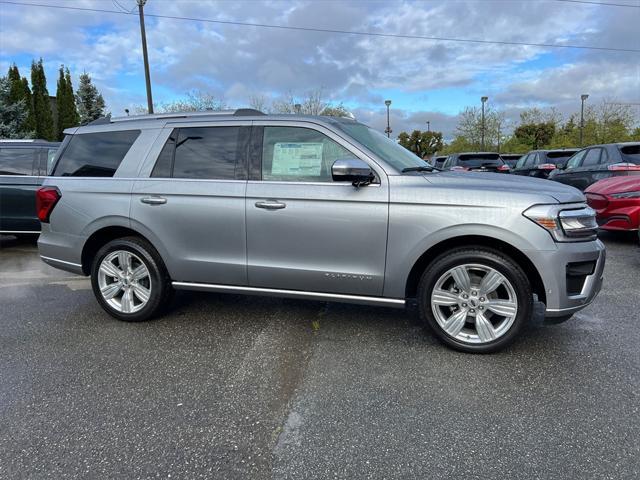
131, 123, 249, 285
0, 146, 41, 232
246, 123, 389, 296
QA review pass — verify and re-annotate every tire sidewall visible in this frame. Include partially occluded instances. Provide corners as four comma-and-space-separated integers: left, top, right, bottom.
91, 238, 167, 322
419, 248, 532, 353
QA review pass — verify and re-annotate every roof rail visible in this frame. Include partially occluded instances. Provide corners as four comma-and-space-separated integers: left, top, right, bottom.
0, 138, 49, 142
108, 108, 265, 123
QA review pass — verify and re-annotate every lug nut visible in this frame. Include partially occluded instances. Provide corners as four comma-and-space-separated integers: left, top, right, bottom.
471, 291, 477, 296
470, 309, 475, 313
479, 306, 484, 310
463, 294, 469, 299
480, 297, 485, 301
462, 303, 467, 307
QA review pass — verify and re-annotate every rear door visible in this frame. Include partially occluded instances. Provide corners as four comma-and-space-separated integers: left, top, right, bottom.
512, 154, 530, 176
551, 150, 586, 188
131, 122, 249, 285
574, 148, 605, 190
0, 146, 40, 232
245, 122, 389, 296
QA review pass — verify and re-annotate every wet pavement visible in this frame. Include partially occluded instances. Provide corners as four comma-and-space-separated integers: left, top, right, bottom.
1, 233, 639, 479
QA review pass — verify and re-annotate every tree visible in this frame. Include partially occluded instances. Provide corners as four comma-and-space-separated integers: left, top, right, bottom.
7, 64, 35, 136
134, 90, 227, 114
55, 66, 79, 140
0, 76, 31, 139
320, 103, 352, 117
76, 72, 106, 124
454, 106, 503, 150
513, 122, 556, 150
30, 59, 55, 140
398, 130, 444, 158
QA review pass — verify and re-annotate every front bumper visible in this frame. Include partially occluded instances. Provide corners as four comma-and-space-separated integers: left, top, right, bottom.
526, 239, 606, 318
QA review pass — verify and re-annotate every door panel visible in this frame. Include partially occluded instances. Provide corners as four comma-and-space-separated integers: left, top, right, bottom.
0, 147, 41, 232
245, 123, 389, 296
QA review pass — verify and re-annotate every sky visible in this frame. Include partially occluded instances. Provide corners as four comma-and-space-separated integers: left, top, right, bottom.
1, 0, 639, 139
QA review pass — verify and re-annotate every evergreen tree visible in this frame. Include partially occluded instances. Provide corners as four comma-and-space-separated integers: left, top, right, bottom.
0, 76, 31, 139
76, 72, 106, 124
55, 65, 79, 140
30, 59, 55, 140
6, 64, 35, 135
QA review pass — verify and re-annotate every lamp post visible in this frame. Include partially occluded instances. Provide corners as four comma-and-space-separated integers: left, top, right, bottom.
481, 96, 488, 150
137, 0, 153, 114
580, 94, 589, 147
385, 100, 392, 138
426, 120, 430, 132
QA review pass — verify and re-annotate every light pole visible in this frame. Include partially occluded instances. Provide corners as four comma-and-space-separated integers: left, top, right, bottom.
137, 0, 153, 114
481, 96, 488, 150
426, 120, 430, 132
580, 94, 589, 147
385, 100, 392, 138
294, 103, 302, 114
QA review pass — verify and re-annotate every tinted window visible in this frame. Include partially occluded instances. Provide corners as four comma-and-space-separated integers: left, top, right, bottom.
583, 148, 602, 166
151, 131, 177, 178
546, 150, 577, 160
525, 153, 539, 166
262, 127, 354, 182
565, 150, 586, 169
457, 154, 503, 167
620, 145, 640, 164
515, 154, 529, 169
0, 148, 36, 175
53, 130, 140, 177
171, 127, 242, 180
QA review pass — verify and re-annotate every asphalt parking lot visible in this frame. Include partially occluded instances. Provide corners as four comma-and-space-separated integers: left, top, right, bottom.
1, 233, 638, 479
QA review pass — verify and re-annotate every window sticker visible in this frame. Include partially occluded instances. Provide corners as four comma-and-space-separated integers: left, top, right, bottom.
271, 142, 324, 177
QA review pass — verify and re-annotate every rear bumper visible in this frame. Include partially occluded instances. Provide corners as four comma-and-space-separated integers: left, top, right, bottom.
38, 224, 86, 275
525, 240, 606, 318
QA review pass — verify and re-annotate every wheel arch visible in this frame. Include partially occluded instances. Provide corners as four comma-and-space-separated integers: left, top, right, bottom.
404, 235, 546, 305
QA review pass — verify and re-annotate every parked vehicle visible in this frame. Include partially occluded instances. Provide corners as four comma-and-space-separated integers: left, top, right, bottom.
432, 155, 447, 169
548, 142, 640, 191
499, 153, 522, 169
585, 176, 640, 232
38, 110, 604, 353
0, 139, 60, 236
512, 149, 579, 179
441, 152, 511, 173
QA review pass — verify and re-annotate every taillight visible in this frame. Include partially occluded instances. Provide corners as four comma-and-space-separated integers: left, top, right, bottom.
537, 163, 557, 170
497, 164, 511, 172
36, 186, 61, 223
451, 166, 469, 171
608, 163, 640, 171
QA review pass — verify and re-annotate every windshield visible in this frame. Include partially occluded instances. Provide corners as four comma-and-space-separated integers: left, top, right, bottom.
334, 122, 429, 171
457, 154, 503, 167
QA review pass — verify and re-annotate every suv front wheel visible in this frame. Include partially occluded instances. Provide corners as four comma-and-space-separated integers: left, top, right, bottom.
90, 236, 172, 322
418, 247, 533, 353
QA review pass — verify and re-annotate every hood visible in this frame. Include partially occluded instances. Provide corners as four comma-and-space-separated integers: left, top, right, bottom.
585, 176, 640, 195
424, 171, 585, 203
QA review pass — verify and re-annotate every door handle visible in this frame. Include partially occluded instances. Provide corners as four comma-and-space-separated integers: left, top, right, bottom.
140, 196, 167, 205
255, 200, 286, 210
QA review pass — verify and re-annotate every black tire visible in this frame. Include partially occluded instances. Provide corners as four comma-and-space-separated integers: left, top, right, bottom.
418, 247, 533, 353
90, 236, 173, 322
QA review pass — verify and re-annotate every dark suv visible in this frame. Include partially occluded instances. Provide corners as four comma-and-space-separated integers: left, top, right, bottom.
548, 142, 640, 191
499, 153, 522, 169
432, 155, 447, 169
441, 152, 510, 173
0, 139, 60, 236
512, 149, 579, 179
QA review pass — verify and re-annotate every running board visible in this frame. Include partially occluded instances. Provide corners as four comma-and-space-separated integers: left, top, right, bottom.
171, 281, 406, 308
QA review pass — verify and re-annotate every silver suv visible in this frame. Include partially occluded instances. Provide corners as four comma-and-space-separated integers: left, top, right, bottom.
38, 110, 605, 353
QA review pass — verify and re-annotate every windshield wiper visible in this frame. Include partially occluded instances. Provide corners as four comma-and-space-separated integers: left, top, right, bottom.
401, 165, 441, 173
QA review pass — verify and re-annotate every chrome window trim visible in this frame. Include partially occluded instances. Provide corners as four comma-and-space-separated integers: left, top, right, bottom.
0, 230, 39, 234
40, 255, 83, 268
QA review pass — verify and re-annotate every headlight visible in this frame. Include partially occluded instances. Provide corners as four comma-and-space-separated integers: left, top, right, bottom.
610, 191, 640, 199
523, 204, 598, 242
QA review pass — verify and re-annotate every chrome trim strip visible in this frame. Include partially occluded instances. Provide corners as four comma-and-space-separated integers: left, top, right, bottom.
0, 230, 39, 234
172, 281, 406, 306
40, 255, 83, 268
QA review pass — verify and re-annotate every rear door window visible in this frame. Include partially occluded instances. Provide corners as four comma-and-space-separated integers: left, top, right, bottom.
565, 150, 586, 170
0, 148, 36, 175
525, 153, 539, 166
152, 126, 248, 180
582, 148, 602, 167
53, 130, 140, 177
515, 154, 529, 169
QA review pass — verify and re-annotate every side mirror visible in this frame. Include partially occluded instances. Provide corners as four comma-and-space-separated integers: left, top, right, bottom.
332, 158, 375, 186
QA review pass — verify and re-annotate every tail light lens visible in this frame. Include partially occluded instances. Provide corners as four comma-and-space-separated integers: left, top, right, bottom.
36, 186, 61, 223
451, 166, 469, 171
608, 163, 640, 171
497, 164, 511, 172
537, 163, 557, 170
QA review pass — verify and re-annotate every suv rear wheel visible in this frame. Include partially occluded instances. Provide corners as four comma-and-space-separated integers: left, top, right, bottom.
418, 247, 532, 353
90, 236, 172, 322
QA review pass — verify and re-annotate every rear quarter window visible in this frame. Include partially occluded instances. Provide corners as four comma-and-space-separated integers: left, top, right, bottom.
53, 130, 140, 177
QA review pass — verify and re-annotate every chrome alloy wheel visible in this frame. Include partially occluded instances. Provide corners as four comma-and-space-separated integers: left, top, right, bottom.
97, 250, 151, 314
430, 263, 518, 344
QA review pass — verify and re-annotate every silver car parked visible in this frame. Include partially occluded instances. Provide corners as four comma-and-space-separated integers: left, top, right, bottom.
38, 110, 605, 353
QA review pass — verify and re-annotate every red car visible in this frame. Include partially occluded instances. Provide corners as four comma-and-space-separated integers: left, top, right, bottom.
585, 176, 640, 231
